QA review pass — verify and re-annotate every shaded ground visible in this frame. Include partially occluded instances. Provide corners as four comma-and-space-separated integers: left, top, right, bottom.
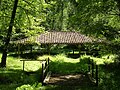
47, 73, 94, 86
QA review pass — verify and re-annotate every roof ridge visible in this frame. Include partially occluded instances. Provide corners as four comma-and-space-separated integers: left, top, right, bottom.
47, 30, 80, 33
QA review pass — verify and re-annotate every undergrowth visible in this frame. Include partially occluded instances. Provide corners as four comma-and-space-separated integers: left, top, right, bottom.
0, 53, 119, 90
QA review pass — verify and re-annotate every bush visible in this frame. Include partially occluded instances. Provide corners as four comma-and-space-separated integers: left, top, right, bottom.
16, 83, 42, 90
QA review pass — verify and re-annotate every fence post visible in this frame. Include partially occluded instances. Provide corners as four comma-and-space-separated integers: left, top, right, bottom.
96, 65, 98, 86
48, 57, 50, 72
45, 59, 47, 68
23, 61, 25, 71
88, 58, 91, 72
92, 60, 94, 78
42, 63, 44, 85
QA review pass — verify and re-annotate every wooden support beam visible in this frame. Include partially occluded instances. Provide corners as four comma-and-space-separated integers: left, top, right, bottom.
43, 71, 51, 84
88, 58, 91, 72
42, 63, 44, 85
73, 49, 74, 55
96, 65, 98, 86
41, 58, 51, 86
23, 61, 25, 71
92, 60, 94, 78
48, 57, 50, 72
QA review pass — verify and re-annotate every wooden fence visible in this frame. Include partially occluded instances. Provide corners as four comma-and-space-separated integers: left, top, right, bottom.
41, 58, 51, 85
20, 58, 51, 86
88, 58, 99, 86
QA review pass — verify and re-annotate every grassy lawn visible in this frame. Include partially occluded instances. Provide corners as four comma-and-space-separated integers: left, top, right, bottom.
0, 52, 120, 90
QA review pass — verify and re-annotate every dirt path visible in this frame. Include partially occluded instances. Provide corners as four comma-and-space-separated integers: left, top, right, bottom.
47, 74, 93, 86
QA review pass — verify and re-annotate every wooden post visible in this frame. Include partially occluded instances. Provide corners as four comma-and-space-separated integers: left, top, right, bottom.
48, 57, 50, 72
73, 49, 74, 55
88, 58, 91, 72
78, 44, 81, 56
96, 65, 98, 86
20, 44, 23, 55
42, 63, 44, 85
45, 59, 47, 68
92, 60, 94, 78
23, 61, 25, 71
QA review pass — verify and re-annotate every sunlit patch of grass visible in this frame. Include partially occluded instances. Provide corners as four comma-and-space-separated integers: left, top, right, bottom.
102, 54, 116, 59
68, 51, 79, 54
37, 54, 80, 64
0, 54, 42, 72
81, 55, 115, 65
0, 53, 42, 72
23, 61, 41, 71
37, 54, 87, 74
37, 55, 53, 60
53, 54, 79, 63
0, 53, 2, 57
6, 57, 23, 70
16, 83, 42, 90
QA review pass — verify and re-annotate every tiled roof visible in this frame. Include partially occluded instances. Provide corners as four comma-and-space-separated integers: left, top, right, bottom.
12, 31, 93, 44
37, 31, 93, 44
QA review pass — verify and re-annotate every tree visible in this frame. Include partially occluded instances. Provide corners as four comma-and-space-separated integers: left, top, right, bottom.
1, 0, 19, 67
0, 0, 44, 67
0, 0, 119, 67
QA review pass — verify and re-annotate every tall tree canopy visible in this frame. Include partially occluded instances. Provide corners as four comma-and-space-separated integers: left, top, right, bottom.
0, 0, 120, 67
41, 0, 119, 41
0, 0, 44, 67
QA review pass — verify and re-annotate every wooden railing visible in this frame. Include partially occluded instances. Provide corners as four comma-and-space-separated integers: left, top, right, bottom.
41, 57, 51, 85
20, 58, 51, 86
88, 58, 99, 86
20, 59, 46, 71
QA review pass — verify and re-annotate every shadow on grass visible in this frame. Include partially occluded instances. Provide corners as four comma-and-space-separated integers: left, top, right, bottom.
0, 68, 43, 90
8, 51, 58, 59
9, 52, 44, 59
67, 53, 80, 59
97, 62, 120, 90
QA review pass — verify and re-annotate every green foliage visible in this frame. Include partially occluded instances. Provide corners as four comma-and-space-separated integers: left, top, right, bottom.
0, 0, 45, 42
16, 83, 42, 90
39, 54, 88, 74
0, 0, 119, 63
0, 52, 120, 90
16, 84, 34, 90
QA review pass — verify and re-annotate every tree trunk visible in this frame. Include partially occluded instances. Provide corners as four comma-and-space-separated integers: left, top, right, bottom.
0, 0, 2, 6
59, 0, 63, 31
115, 0, 120, 15
1, 0, 18, 67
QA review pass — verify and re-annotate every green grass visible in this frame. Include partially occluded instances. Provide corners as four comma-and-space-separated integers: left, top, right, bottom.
80, 54, 115, 65
0, 53, 120, 90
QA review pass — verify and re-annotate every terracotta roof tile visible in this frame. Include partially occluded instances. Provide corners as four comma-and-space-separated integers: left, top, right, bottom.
11, 31, 94, 44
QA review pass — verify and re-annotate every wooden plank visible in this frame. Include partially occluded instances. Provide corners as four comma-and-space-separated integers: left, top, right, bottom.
43, 65, 49, 74
96, 65, 98, 86
23, 61, 25, 71
42, 63, 44, 85
92, 60, 94, 78
48, 57, 50, 71
87, 72, 96, 83
88, 59, 91, 72
43, 71, 52, 84
20, 59, 46, 61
